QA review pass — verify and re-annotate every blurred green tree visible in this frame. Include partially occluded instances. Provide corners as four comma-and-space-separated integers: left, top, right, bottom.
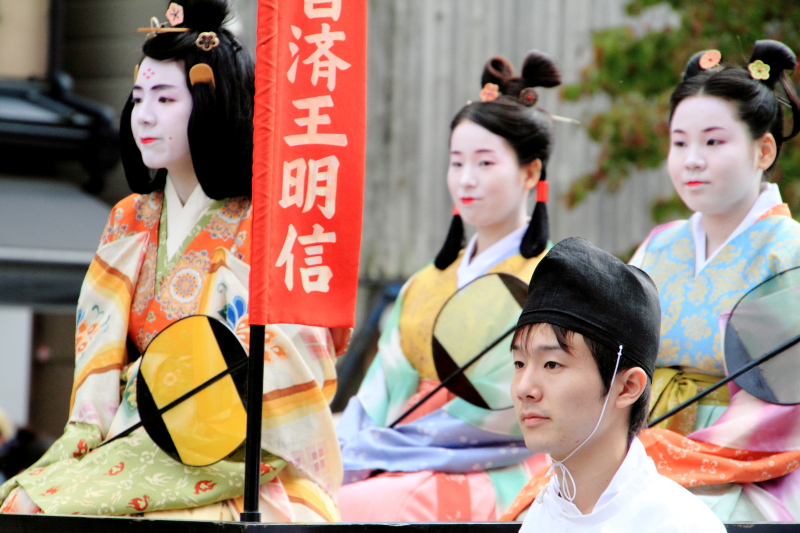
563, 0, 800, 223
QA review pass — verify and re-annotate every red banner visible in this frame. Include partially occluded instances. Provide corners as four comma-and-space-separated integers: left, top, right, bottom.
251, 0, 367, 327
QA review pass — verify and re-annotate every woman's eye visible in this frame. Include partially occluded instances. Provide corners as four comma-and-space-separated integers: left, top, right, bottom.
513, 360, 524, 369
132, 97, 142, 104
671, 140, 685, 148
158, 96, 174, 103
707, 138, 724, 146
479, 160, 494, 166
450, 161, 462, 168
544, 361, 560, 370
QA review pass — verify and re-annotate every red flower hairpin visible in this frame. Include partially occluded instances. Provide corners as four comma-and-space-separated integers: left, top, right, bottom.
518, 87, 539, 107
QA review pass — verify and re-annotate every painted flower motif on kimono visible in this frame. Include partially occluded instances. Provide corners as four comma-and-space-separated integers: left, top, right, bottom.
132, 242, 158, 315
135, 328, 159, 355
134, 193, 163, 228
218, 197, 248, 222
223, 295, 249, 346
206, 199, 248, 241
75, 306, 108, 357
101, 207, 131, 244
264, 327, 289, 364
122, 374, 139, 412
233, 230, 247, 260
680, 314, 711, 343
748, 59, 770, 80
158, 250, 210, 319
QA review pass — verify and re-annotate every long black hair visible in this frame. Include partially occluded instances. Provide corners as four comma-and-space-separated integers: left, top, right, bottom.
435, 51, 561, 269
120, 0, 255, 199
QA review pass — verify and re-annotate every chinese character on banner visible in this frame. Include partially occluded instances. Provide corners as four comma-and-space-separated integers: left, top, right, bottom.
251, 0, 367, 328
276, 224, 337, 293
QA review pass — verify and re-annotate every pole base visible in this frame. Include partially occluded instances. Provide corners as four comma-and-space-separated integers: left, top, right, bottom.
239, 511, 261, 523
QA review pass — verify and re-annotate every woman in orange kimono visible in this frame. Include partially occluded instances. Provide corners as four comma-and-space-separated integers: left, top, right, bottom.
0, 0, 344, 521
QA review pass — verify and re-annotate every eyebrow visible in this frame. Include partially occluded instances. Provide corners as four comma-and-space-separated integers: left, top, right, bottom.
510, 343, 564, 354
671, 126, 726, 134
132, 84, 180, 91
450, 148, 497, 155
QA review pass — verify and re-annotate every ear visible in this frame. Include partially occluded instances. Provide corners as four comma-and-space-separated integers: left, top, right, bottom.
613, 367, 647, 409
756, 133, 777, 170
522, 159, 542, 191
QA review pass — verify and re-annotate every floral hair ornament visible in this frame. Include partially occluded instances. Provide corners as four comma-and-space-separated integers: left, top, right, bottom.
479, 83, 500, 102
166, 2, 185, 26
196, 32, 220, 52
138, 16, 190, 39
189, 64, 216, 89
699, 49, 722, 70
748, 59, 771, 81
518, 87, 539, 107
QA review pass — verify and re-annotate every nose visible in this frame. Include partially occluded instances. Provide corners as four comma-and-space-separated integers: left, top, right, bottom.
458, 164, 477, 188
134, 97, 155, 126
513, 365, 543, 402
684, 143, 705, 170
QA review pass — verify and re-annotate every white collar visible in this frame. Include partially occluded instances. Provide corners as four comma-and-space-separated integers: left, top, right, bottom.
456, 224, 526, 289
538, 438, 655, 524
164, 177, 215, 260
690, 182, 783, 275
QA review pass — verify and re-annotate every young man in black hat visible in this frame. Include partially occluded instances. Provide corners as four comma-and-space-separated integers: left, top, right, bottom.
511, 237, 724, 531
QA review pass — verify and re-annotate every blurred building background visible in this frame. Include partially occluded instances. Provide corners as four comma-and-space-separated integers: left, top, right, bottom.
0, 0, 678, 439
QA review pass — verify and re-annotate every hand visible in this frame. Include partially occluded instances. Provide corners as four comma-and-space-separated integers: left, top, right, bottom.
330, 327, 353, 357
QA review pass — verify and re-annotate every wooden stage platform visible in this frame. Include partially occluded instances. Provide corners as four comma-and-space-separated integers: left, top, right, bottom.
1, 515, 799, 532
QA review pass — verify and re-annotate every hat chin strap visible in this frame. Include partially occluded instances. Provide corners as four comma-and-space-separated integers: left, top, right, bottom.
549, 344, 623, 504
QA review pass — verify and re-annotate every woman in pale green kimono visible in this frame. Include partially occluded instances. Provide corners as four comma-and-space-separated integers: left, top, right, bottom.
0, 0, 346, 521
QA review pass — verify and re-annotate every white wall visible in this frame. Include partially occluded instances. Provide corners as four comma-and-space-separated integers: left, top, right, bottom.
0, 306, 33, 431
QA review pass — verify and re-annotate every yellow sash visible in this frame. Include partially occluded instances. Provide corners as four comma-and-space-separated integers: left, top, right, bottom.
648, 367, 729, 434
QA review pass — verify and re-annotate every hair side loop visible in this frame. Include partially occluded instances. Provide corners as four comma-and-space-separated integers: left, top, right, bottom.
749, 39, 797, 89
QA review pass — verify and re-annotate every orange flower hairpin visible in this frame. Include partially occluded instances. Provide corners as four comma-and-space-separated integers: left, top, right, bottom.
479, 83, 500, 102
699, 49, 721, 70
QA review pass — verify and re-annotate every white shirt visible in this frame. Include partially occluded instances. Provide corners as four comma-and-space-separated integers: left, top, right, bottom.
691, 182, 782, 275
519, 438, 726, 532
164, 177, 215, 260
456, 224, 526, 289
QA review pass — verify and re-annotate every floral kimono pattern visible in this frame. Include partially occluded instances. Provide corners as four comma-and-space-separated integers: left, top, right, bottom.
337, 251, 550, 521
0, 192, 342, 522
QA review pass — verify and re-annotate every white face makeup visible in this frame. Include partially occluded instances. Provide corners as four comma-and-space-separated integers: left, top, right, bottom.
131, 57, 194, 176
447, 120, 537, 239
668, 95, 766, 219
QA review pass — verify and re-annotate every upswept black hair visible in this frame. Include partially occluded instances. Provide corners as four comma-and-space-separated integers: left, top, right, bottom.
670, 40, 800, 171
120, 0, 255, 199
512, 323, 651, 438
434, 51, 561, 269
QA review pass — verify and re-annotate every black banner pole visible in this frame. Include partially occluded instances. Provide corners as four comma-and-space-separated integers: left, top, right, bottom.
241, 324, 265, 522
